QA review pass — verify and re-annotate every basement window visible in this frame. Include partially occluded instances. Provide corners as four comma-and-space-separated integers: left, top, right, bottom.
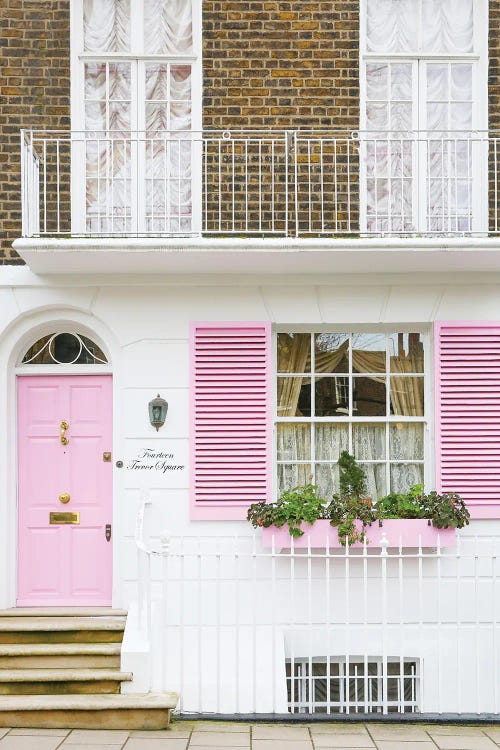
286, 657, 420, 714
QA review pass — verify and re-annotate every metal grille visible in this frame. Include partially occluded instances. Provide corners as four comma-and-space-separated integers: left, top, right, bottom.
287, 657, 419, 714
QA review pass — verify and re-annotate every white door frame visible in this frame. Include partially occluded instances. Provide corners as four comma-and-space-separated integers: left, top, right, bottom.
0, 312, 122, 610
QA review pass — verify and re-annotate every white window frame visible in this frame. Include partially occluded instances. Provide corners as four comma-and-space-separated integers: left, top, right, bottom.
359, 0, 489, 235
70, 0, 202, 235
273, 328, 431, 501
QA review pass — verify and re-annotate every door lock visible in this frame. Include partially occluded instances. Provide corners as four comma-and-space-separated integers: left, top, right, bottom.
105, 524, 112, 542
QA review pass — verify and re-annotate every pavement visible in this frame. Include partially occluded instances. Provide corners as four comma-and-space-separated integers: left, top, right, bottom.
0, 723, 500, 750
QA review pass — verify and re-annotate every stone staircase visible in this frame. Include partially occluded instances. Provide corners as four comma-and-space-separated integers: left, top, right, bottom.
0, 609, 177, 729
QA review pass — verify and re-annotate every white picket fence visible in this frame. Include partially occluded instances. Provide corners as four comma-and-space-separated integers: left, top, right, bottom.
135, 510, 500, 716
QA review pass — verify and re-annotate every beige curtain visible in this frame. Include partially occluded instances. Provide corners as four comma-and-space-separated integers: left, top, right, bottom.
277, 335, 310, 416
390, 353, 424, 416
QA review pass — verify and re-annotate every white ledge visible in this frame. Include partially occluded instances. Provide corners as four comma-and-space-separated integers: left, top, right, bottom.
12, 236, 500, 275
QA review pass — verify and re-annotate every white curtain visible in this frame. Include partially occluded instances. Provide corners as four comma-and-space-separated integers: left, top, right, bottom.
145, 0, 193, 55
84, 0, 130, 52
83, 1, 193, 233
366, 0, 473, 54
364, 0, 474, 233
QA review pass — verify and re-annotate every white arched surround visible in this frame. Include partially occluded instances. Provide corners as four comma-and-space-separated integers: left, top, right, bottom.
0, 308, 123, 610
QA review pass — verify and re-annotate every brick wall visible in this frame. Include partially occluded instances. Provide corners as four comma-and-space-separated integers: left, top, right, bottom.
202, 2, 360, 131
0, 0, 70, 263
2, 2, 500, 260
202, 2, 360, 235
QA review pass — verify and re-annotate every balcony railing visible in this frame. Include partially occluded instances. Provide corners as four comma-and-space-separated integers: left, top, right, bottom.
20, 129, 500, 239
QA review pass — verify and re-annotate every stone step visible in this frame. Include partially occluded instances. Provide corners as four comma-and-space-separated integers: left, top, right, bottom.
0, 643, 121, 669
0, 692, 178, 729
0, 617, 126, 644
0, 668, 132, 695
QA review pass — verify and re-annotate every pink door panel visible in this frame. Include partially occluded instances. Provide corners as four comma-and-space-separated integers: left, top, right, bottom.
17, 375, 113, 606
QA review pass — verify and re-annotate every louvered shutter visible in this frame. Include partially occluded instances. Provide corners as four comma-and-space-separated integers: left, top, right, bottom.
190, 322, 272, 520
435, 322, 500, 517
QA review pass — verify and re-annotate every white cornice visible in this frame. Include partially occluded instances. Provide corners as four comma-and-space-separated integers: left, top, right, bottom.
10, 236, 500, 276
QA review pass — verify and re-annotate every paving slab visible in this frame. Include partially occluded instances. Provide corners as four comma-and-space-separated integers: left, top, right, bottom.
7, 729, 69, 737
311, 726, 370, 735
190, 731, 250, 747
429, 728, 490, 736
63, 729, 130, 745
428, 736, 498, 750
373, 742, 437, 750
313, 734, 375, 748
192, 724, 250, 733
122, 739, 188, 750
0, 738, 64, 750
367, 726, 432, 741
252, 725, 310, 740
252, 742, 312, 750
130, 727, 193, 738
482, 728, 500, 742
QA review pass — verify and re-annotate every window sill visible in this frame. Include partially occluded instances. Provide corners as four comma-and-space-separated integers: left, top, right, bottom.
261, 518, 457, 550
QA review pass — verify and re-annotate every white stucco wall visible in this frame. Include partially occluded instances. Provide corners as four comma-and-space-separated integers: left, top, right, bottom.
2, 268, 500, 610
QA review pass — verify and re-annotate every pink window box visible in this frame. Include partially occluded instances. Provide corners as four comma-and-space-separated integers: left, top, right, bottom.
261, 519, 457, 550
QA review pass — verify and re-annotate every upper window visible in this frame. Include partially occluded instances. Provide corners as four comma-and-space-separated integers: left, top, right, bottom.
74, 0, 199, 235
276, 332, 425, 500
361, 0, 486, 235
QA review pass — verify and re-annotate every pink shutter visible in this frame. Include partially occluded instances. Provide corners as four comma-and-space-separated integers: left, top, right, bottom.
435, 322, 500, 518
190, 322, 272, 520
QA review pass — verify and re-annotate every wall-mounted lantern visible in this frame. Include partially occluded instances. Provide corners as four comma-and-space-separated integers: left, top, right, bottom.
148, 393, 168, 431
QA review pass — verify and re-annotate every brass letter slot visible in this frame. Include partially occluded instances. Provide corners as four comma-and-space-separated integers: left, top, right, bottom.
50, 512, 80, 525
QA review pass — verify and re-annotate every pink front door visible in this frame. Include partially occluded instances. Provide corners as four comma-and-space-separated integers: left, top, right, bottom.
17, 375, 113, 606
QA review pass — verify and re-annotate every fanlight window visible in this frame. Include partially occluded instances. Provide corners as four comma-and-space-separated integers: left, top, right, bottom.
22, 333, 108, 365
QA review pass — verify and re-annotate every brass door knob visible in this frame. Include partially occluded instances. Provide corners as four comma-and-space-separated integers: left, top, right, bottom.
59, 493, 70, 504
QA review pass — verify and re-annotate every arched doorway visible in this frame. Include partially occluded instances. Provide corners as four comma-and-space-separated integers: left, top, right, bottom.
16, 331, 113, 606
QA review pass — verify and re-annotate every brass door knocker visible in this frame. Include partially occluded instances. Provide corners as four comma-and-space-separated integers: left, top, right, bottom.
60, 420, 69, 445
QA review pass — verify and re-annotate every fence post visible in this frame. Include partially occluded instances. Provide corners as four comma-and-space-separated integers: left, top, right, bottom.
160, 530, 171, 693
380, 532, 389, 714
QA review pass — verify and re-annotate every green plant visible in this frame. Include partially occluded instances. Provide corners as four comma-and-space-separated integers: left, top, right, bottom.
338, 450, 367, 499
375, 484, 428, 521
375, 483, 469, 529
247, 484, 328, 538
421, 489, 470, 529
326, 450, 376, 545
246, 453, 469, 545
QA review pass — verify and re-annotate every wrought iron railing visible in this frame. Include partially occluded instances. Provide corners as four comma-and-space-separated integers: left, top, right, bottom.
20, 129, 500, 238
133, 496, 500, 716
